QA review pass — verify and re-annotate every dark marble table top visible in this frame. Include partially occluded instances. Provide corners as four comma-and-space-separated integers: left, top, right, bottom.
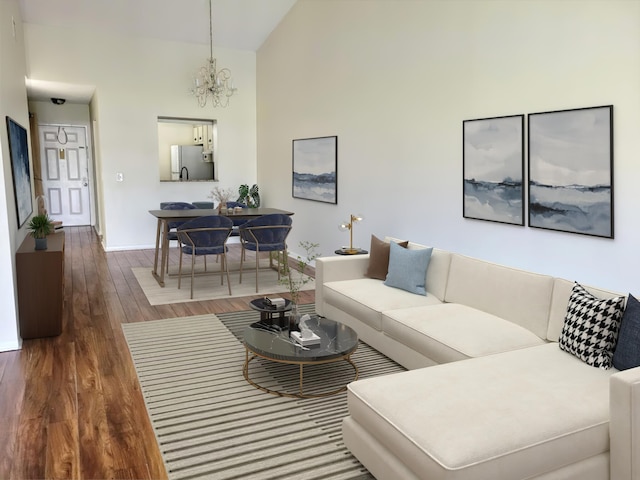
243, 315, 358, 363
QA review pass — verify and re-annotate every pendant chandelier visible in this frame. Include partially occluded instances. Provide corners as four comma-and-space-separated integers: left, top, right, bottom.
190, 0, 236, 108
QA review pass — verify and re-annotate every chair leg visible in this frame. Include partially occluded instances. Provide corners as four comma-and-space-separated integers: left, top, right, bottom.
190, 253, 196, 299
255, 249, 260, 293
178, 247, 183, 289
223, 253, 232, 295
239, 245, 245, 284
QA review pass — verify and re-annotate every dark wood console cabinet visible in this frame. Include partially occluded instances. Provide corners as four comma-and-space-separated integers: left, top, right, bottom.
16, 231, 65, 339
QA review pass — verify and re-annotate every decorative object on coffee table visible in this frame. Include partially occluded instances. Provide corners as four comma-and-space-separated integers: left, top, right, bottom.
280, 240, 319, 319
338, 214, 364, 254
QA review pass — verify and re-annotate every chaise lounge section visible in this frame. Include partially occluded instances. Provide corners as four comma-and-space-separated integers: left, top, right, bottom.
315, 238, 640, 479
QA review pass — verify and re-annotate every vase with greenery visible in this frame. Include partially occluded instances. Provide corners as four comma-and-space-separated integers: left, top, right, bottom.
209, 186, 234, 212
27, 213, 54, 250
237, 184, 261, 208
280, 241, 319, 319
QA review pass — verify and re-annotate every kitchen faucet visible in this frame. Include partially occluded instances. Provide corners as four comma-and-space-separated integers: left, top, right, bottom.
180, 166, 189, 180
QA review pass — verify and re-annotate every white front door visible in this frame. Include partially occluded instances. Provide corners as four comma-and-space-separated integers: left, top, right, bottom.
39, 125, 91, 226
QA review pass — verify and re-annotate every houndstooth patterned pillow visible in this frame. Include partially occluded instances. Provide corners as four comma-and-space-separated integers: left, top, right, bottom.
559, 282, 625, 369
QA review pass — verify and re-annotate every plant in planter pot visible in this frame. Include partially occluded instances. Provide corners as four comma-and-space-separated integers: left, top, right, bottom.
27, 213, 54, 250
280, 240, 319, 319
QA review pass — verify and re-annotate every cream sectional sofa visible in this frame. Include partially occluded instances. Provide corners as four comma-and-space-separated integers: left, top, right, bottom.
315, 241, 640, 480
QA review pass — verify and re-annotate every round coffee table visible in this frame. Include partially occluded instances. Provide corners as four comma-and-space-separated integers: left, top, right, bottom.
243, 315, 359, 398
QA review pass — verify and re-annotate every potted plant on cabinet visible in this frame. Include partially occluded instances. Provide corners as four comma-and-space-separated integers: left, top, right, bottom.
27, 213, 53, 250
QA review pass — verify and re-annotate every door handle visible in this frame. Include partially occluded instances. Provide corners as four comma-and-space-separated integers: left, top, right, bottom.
82, 177, 88, 187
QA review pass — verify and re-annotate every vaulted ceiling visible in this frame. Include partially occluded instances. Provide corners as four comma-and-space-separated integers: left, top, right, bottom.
19, 0, 297, 102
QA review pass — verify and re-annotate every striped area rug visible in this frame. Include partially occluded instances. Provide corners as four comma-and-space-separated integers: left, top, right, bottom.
122, 305, 405, 480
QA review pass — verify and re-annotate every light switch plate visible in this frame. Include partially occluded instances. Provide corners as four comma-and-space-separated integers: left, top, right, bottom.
116, 172, 124, 182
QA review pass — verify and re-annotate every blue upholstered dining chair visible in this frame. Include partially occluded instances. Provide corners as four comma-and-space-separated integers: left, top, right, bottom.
238, 213, 292, 293
226, 201, 249, 236
161, 202, 197, 272
191, 201, 214, 209
176, 215, 234, 299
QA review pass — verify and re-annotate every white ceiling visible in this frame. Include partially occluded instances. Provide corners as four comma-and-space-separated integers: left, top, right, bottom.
20, 0, 297, 103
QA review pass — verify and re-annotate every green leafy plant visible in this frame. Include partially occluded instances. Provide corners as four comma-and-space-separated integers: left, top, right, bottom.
280, 240, 319, 306
27, 214, 53, 239
237, 184, 260, 208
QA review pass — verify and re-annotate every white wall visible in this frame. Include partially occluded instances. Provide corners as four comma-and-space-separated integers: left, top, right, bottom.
24, 24, 258, 250
0, 0, 31, 351
257, 0, 640, 293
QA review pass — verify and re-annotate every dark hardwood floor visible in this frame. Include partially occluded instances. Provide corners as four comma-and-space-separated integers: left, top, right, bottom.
0, 226, 315, 479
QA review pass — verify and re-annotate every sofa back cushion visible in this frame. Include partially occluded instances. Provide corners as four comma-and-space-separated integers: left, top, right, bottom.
385, 238, 451, 302
444, 254, 554, 339
547, 278, 625, 342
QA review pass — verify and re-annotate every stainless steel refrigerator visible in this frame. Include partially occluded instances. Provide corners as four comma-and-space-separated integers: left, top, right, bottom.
170, 145, 213, 181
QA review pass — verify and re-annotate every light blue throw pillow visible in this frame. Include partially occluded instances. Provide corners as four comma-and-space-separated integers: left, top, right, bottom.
384, 242, 433, 295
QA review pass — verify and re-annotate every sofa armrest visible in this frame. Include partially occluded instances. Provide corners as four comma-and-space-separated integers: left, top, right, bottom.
610, 366, 640, 480
315, 255, 370, 316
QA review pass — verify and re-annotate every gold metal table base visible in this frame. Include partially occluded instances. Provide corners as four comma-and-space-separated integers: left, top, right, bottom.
243, 347, 359, 399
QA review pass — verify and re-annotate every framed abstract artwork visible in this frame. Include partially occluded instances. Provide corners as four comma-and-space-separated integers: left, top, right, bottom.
463, 114, 524, 225
6, 116, 33, 227
528, 105, 613, 238
292, 136, 337, 204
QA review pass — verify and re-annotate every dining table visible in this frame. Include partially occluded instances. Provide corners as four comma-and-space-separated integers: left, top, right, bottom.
149, 207, 295, 287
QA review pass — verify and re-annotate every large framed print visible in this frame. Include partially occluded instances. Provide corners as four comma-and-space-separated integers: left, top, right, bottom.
6, 116, 33, 227
463, 114, 524, 225
528, 105, 613, 238
292, 136, 337, 204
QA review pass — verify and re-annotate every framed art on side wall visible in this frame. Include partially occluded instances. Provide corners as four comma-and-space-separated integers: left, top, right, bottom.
292, 136, 337, 204
6, 116, 33, 227
528, 105, 613, 238
463, 114, 524, 225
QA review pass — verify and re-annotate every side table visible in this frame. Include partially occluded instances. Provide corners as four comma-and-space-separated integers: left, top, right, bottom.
335, 248, 368, 255
249, 298, 292, 328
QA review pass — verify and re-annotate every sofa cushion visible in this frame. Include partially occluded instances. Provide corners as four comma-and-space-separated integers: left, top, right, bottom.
323, 278, 443, 331
444, 253, 554, 339
384, 242, 433, 295
381, 303, 546, 364
346, 343, 613, 480
365, 235, 408, 280
613, 293, 640, 370
547, 278, 624, 342
559, 282, 625, 369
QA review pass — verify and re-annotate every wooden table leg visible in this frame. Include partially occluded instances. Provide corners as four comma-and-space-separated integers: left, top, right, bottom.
151, 219, 168, 287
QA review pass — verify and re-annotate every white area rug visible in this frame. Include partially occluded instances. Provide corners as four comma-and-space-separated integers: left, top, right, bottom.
132, 258, 314, 305
122, 309, 405, 480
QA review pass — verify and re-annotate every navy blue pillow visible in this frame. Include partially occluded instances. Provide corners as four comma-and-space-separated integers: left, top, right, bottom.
612, 293, 640, 370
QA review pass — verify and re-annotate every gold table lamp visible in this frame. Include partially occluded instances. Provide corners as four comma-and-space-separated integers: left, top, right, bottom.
339, 214, 364, 254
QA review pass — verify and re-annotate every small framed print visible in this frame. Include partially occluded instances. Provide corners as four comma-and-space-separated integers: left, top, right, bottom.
292, 136, 337, 204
